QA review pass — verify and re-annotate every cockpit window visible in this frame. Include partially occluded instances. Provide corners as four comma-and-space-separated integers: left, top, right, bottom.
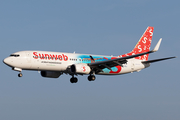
10, 54, 20, 57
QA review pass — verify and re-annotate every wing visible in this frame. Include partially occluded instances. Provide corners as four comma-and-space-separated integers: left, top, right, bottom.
142, 56, 176, 64
88, 38, 162, 73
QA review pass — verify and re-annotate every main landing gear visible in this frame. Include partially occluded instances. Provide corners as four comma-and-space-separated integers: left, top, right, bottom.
70, 75, 96, 83
88, 75, 96, 81
70, 77, 78, 83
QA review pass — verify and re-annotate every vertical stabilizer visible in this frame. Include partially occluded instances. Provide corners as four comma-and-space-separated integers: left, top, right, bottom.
120, 26, 154, 61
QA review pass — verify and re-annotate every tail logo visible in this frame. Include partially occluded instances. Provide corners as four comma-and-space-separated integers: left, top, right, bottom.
142, 37, 147, 44
119, 26, 154, 61
138, 45, 142, 52
149, 29, 153, 36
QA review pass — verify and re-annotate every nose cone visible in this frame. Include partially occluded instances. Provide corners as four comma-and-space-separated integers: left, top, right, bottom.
3, 57, 11, 66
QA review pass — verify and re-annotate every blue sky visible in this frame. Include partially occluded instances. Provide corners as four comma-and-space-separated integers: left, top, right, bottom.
0, 0, 179, 120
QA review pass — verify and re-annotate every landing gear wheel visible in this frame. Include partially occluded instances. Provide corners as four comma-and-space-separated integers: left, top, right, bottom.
88, 76, 91, 81
18, 73, 23, 77
70, 77, 78, 83
88, 75, 96, 81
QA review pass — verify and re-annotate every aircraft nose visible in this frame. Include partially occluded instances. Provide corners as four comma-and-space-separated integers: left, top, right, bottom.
3, 57, 10, 65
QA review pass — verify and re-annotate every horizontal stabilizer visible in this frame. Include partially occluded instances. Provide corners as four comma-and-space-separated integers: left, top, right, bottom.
142, 56, 176, 64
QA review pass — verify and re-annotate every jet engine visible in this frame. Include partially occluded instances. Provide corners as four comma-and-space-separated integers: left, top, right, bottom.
41, 71, 62, 78
70, 63, 91, 74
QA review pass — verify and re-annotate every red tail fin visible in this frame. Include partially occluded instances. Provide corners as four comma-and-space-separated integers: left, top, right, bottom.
119, 26, 154, 61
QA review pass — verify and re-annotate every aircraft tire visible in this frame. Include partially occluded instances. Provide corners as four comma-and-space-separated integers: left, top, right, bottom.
70, 77, 78, 83
88, 75, 96, 81
18, 73, 23, 77
91, 75, 96, 81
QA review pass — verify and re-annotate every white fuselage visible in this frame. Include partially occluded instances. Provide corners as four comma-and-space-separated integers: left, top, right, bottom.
3, 27, 175, 83
3, 51, 150, 75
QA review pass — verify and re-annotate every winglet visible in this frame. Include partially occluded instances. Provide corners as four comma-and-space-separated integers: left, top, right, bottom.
152, 38, 162, 52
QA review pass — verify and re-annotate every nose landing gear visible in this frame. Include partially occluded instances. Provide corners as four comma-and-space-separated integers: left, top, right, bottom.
12, 67, 23, 77
18, 73, 23, 77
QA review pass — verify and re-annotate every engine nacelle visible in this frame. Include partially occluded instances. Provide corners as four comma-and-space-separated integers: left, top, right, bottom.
70, 63, 91, 74
41, 71, 61, 78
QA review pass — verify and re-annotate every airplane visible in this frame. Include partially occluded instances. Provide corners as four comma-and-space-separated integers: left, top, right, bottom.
3, 26, 176, 83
